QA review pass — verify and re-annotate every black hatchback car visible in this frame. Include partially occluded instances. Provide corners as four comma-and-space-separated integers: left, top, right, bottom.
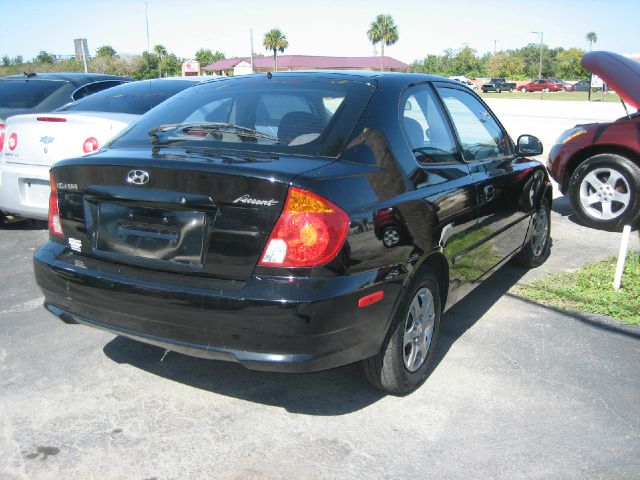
34, 72, 552, 394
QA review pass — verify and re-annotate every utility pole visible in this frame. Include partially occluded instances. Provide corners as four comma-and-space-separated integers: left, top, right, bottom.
250, 29, 254, 74
494, 40, 498, 55
531, 31, 543, 79
145, 0, 150, 53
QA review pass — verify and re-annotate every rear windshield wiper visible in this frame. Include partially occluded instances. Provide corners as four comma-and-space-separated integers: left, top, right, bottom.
148, 122, 280, 144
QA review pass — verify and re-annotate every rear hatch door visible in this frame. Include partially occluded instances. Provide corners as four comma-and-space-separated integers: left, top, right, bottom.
53, 148, 333, 281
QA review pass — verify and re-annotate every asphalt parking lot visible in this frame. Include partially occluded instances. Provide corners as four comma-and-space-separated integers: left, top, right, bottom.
1, 99, 640, 480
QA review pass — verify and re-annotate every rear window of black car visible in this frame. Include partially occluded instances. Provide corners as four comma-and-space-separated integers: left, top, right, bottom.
0, 79, 66, 108
57, 80, 198, 115
109, 76, 376, 158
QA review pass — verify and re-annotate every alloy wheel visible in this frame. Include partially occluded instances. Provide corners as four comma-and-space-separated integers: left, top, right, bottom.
383, 227, 400, 247
579, 167, 631, 220
531, 204, 549, 257
403, 287, 436, 372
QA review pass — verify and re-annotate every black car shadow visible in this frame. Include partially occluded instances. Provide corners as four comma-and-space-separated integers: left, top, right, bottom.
425, 265, 528, 377
103, 337, 385, 416
0, 218, 47, 230
103, 263, 530, 415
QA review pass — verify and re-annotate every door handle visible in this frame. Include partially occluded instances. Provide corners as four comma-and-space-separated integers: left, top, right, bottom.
483, 185, 495, 203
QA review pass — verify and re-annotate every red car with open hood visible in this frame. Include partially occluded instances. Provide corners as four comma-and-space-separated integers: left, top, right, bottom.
547, 51, 640, 230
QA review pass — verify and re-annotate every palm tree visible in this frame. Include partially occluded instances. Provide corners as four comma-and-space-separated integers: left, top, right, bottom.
153, 44, 167, 77
367, 14, 399, 71
263, 29, 289, 71
585, 32, 598, 52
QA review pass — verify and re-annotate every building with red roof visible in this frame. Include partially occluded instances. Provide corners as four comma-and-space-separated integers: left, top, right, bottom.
202, 55, 411, 75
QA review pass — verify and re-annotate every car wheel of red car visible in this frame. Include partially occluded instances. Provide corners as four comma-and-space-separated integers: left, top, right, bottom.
382, 226, 403, 248
543, 87, 550, 93
520, 87, 527, 93
363, 269, 441, 395
568, 154, 640, 231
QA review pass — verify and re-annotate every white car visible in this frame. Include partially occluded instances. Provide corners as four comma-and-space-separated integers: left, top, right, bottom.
447, 76, 478, 91
0, 78, 202, 220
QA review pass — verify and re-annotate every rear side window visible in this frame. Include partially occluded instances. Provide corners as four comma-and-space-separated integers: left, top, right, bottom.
111, 76, 376, 158
400, 84, 458, 163
0, 79, 66, 108
58, 80, 195, 115
72, 80, 126, 101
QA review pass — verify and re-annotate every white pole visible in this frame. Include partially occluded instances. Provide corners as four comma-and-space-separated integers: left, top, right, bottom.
613, 225, 632, 290
81, 48, 88, 73
250, 29, 254, 74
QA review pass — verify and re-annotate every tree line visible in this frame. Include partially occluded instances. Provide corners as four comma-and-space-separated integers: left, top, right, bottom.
0, 46, 226, 79
0, 18, 596, 81
412, 44, 590, 80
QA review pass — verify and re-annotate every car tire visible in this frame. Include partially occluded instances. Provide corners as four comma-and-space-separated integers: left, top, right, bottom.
509, 87, 514, 93
513, 198, 551, 268
382, 226, 403, 248
543, 87, 550, 93
495, 88, 501, 93
521, 87, 527, 93
363, 270, 441, 395
568, 154, 640, 231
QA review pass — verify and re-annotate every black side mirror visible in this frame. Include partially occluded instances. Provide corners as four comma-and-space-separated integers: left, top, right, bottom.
516, 134, 543, 156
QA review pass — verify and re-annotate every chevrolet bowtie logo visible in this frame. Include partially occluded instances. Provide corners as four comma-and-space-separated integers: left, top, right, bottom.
39, 136, 55, 144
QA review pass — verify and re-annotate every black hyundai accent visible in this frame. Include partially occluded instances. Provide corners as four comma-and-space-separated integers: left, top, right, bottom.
34, 72, 551, 394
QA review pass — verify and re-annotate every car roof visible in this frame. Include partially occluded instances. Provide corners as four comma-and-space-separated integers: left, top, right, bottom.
0, 72, 133, 85
198, 70, 458, 86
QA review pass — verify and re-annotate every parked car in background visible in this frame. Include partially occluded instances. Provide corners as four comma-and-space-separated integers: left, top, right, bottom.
0, 72, 131, 125
0, 72, 132, 221
0, 78, 201, 220
519, 79, 562, 93
573, 79, 591, 92
448, 76, 478, 91
481, 78, 516, 93
548, 78, 575, 91
34, 71, 551, 395
548, 51, 640, 230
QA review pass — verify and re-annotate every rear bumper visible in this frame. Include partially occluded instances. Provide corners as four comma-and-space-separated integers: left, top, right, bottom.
34, 242, 401, 373
0, 162, 50, 220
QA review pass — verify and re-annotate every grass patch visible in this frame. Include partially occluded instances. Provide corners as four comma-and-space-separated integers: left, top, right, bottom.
514, 251, 640, 325
479, 91, 622, 103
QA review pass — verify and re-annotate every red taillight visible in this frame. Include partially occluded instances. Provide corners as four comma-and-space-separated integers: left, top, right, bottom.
258, 187, 349, 268
37, 117, 67, 122
0, 124, 5, 151
82, 137, 99, 153
48, 173, 64, 238
8, 133, 17, 151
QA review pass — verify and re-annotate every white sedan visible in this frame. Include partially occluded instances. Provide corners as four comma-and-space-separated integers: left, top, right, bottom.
0, 78, 203, 220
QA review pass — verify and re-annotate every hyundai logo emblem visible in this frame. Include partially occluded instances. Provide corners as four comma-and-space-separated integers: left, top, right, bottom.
127, 170, 150, 185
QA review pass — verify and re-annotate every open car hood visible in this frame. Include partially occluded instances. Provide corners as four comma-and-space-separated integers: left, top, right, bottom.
582, 51, 640, 109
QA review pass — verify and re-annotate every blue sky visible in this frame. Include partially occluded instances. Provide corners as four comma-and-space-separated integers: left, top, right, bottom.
3, 0, 639, 62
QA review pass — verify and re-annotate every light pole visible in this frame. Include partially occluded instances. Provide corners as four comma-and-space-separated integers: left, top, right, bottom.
531, 31, 543, 79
